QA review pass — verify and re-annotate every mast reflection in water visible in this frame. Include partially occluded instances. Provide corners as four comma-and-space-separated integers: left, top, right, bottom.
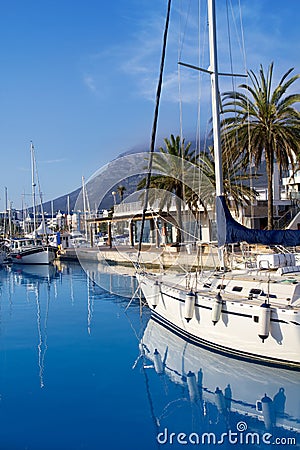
0, 262, 298, 450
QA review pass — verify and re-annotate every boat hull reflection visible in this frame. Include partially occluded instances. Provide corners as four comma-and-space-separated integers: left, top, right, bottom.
141, 317, 299, 437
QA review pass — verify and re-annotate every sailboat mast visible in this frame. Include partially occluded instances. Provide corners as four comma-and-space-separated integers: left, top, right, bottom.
31, 141, 37, 234
67, 195, 71, 232
208, 0, 223, 197
4, 186, 7, 236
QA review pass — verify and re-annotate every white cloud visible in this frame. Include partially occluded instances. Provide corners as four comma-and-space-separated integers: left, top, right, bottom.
40, 158, 67, 164
81, 0, 299, 110
83, 74, 97, 93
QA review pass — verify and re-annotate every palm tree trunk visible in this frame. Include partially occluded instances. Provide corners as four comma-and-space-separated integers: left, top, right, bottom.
265, 149, 274, 230
175, 185, 183, 244
175, 197, 183, 244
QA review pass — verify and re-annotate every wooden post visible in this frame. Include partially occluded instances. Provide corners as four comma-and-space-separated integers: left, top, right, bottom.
107, 221, 112, 248
161, 221, 167, 245
149, 218, 155, 244
129, 220, 134, 247
90, 225, 93, 247
155, 218, 160, 248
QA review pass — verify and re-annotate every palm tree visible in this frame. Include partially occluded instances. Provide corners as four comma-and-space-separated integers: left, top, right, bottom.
138, 134, 258, 243
221, 63, 300, 229
117, 185, 126, 202
138, 135, 197, 243
197, 147, 258, 214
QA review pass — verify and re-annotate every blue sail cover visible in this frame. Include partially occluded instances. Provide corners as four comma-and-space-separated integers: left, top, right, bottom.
216, 195, 300, 247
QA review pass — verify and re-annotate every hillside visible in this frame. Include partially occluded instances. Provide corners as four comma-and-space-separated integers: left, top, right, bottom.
39, 140, 267, 214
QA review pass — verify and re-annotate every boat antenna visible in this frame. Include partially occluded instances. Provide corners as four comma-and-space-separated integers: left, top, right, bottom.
137, 0, 172, 264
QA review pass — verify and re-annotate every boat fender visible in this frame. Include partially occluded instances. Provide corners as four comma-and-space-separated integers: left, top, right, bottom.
256, 394, 275, 431
186, 371, 200, 403
215, 387, 226, 414
224, 384, 232, 411
153, 349, 164, 375
151, 281, 160, 309
184, 291, 196, 322
211, 293, 223, 325
258, 302, 271, 342
198, 368, 203, 387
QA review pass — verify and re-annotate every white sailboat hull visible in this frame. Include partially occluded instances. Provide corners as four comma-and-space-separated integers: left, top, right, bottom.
138, 273, 300, 369
11, 246, 56, 265
0, 249, 7, 265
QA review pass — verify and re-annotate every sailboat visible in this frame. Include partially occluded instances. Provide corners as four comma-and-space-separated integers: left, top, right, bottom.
9, 142, 56, 265
0, 241, 8, 265
137, 0, 300, 369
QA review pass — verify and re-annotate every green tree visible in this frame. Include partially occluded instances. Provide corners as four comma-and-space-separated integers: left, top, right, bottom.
197, 147, 258, 215
138, 134, 258, 243
221, 63, 300, 229
138, 135, 197, 244
117, 185, 126, 202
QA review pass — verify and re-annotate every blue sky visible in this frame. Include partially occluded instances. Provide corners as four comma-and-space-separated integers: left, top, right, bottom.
0, 0, 299, 210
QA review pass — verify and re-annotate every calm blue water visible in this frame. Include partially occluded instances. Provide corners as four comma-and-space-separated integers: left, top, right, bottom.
0, 262, 299, 450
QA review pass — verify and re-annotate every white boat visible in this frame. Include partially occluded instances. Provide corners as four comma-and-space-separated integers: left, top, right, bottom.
137, 0, 300, 369
9, 238, 56, 265
0, 242, 8, 265
68, 231, 89, 248
9, 142, 57, 265
141, 319, 299, 438
48, 231, 89, 249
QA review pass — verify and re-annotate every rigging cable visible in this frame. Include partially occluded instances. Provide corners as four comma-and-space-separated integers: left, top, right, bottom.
237, 0, 255, 224
137, 0, 172, 265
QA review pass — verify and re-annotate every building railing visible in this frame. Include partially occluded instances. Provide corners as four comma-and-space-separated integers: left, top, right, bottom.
274, 205, 299, 230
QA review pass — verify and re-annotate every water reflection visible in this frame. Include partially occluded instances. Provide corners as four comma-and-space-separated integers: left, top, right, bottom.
0, 262, 150, 450
10, 263, 58, 282
77, 259, 139, 298
6, 264, 61, 389
0, 263, 298, 449
140, 318, 299, 447
0, 262, 141, 390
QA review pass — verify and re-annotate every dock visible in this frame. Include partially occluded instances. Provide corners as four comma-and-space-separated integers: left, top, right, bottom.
58, 244, 220, 270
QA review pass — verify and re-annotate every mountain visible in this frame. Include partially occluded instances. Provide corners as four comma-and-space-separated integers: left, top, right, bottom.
39, 140, 268, 215
41, 187, 81, 214
40, 145, 148, 214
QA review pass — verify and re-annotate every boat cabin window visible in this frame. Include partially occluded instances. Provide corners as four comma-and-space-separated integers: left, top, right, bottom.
259, 292, 277, 298
13, 238, 43, 249
217, 284, 226, 290
249, 288, 262, 296
232, 286, 243, 292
